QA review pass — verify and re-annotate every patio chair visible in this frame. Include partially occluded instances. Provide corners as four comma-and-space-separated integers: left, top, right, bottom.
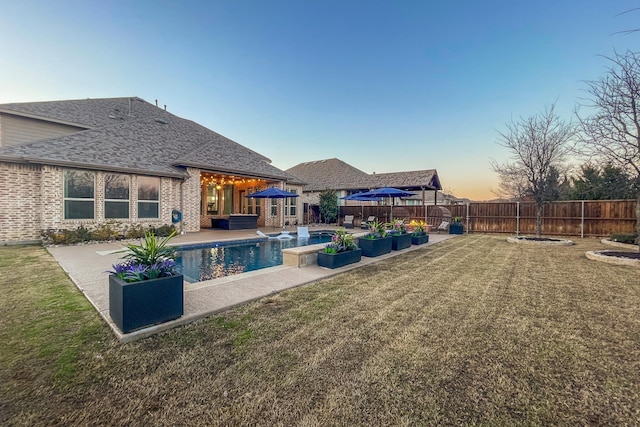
361, 216, 376, 229
343, 215, 355, 228
435, 221, 449, 233
297, 226, 310, 239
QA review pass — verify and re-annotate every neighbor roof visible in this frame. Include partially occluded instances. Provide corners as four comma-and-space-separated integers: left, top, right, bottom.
286, 158, 371, 191
286, 158, 442, 192
0, 97, 296, 181
369, 169, 442, 191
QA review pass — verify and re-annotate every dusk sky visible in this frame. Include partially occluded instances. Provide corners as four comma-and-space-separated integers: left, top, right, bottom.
1, 1, 638, 200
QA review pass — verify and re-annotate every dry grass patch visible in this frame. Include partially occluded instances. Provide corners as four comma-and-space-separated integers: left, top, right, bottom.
1, 236, 639, 425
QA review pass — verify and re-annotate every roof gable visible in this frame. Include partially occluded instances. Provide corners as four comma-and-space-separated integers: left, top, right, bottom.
286, 158, 371, 191
287, 158, 442, 192
0, 97, 168, 128
0, 97, 292, 180
369, 169, 442, 191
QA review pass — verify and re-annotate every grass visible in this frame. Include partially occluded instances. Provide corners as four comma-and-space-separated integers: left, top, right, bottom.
1, 235, 639, 425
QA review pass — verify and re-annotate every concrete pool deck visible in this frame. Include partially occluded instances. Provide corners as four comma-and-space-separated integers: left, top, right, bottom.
47, 226, 456, 342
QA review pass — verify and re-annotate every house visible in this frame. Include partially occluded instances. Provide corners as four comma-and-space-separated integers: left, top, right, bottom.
0, 97, 303, 244
286, 158, 445, 208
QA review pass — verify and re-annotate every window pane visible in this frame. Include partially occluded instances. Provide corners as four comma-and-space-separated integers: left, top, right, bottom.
64, 170, 94, 198
138, 176, 159, 201
105, 201, 129, 219
105, 174, 129, 200
206, 184, 219, 214
138, 202, 159, 218
64, 200, 94, 219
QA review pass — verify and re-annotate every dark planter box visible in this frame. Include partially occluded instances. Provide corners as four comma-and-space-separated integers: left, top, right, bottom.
411, 233, 429, 245
449, 223, 464, 234
317, 248, 362, 269
109, 274, 184, 334
390, 233, 412, 250
358, 236, 392, 257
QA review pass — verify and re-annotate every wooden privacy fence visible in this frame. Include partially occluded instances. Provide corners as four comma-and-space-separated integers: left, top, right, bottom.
339, 200, 637, 237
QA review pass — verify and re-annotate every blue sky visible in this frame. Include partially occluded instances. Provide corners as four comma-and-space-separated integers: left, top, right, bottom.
1, 1, 638, 200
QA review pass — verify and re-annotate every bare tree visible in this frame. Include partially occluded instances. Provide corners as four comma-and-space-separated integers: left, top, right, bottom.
492, 104, 575, 237
577, 50, 640, 247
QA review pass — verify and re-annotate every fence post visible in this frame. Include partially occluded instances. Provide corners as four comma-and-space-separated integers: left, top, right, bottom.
466, 203, 470, 233
581, 200, 585, 239
516, 201, 520, 237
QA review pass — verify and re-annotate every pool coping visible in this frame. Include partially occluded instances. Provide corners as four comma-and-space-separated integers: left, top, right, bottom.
47, 230, 456, 343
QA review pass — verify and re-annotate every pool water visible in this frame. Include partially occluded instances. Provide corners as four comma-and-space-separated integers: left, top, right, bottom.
175, 234, 333, 282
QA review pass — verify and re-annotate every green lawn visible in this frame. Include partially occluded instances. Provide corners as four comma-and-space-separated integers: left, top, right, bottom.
1, 235, 639, 426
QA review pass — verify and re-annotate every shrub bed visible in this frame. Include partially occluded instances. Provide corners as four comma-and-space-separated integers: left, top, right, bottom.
41, 222, 177, 245
610, 233, 639, 245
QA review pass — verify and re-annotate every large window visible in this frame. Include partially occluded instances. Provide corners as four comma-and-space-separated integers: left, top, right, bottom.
138, 176, 160, 218
104, 174, 130, 219
271, 198, 278, 216
64, 170, 95, 219
287, 189, 297, 216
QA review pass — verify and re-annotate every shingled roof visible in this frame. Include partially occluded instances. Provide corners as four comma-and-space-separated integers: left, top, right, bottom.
369, 169, 441, 191
286, 158, 442, 192
285, 158, 371, 191
0, 97, 295, 180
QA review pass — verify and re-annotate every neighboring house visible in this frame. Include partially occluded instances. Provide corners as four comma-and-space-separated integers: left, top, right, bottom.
286, 158, 445, 210
0, 97, 303, 244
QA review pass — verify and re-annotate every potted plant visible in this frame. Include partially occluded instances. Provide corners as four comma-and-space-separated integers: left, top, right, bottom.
107, 230, 184, 334
358, 220, 392, 257
387, 219, 412, 250
449, 216, 464, 234
317, 228, 362, 269
410, 220, 429, 245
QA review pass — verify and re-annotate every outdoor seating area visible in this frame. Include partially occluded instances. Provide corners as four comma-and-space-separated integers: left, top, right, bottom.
210, 214, 259, 230
435, 221, 449, 232
361, 216, 376, 229
343, 215, 355, 228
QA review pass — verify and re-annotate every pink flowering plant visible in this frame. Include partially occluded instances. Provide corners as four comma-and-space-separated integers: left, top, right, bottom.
387, 219, 408, 235
363, 220, 388, 239
324, 228, 358, 253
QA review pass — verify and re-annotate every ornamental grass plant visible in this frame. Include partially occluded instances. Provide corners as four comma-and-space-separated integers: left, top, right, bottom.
410, 220, 428, 235
323, 228, 357, 254
387, 219, 408, 235
108, 230, 179, 282
363, 220, 387, 239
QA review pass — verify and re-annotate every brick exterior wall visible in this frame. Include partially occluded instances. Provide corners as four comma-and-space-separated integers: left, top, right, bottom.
0, 162, 42, 243
0, 161, 189, 244
1, 161, 303, 243
183, 167, 202, 232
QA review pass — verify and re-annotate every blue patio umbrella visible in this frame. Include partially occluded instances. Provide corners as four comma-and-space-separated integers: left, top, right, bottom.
341, 192, 383, 202
246, 187, 299, 228
246, 187, 299, 199
355, 187, 416, 220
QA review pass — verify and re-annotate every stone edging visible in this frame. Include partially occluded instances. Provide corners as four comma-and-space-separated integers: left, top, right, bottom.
506, 236, 574, 245
585, 250, 640, 267
601, 238, 637, 250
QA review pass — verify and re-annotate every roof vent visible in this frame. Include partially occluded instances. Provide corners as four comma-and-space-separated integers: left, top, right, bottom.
155, 118, 168, 124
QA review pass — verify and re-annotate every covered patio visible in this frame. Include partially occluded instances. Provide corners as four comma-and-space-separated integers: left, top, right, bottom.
198, 171, 301, 230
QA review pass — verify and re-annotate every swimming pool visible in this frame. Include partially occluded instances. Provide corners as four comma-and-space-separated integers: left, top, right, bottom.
175, 233, 333, 283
